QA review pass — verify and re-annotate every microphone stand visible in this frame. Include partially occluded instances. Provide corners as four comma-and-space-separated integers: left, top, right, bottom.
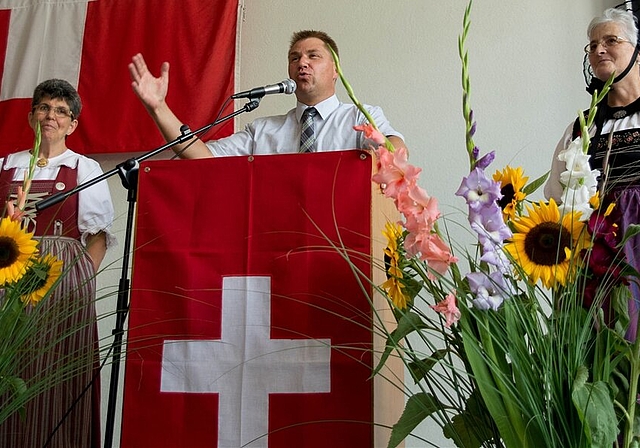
34, 99, 261, 448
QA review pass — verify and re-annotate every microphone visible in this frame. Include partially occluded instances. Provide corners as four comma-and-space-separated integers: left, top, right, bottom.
231, 79, 296, 99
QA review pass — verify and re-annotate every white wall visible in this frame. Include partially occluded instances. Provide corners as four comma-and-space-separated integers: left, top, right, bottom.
94, 1, 617, 446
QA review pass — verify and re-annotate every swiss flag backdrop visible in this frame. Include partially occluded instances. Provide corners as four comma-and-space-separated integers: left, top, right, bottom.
0, 0, 238, 156
121, 151, 376, 447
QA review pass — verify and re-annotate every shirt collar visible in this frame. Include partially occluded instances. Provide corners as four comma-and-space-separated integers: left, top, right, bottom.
296, 95, 340, 122
3, 149, 78, 170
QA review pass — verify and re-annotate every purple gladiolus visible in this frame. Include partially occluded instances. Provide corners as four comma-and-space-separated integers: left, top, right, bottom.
455, 167, 502, 212
475, 151, 495, 169
466, 271, 510, 311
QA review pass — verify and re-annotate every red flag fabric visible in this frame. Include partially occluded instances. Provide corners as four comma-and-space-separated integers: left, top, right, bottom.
0, 0, 238, 156
121, 151, 375, 447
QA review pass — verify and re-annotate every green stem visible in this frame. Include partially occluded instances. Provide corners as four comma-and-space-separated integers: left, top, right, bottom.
329, 47, 395, 152
624, 338, 640, 447
18, 121, 41, 213
459, 0, 476, 170
579, 73, 613, 154
26, 122, 41, 186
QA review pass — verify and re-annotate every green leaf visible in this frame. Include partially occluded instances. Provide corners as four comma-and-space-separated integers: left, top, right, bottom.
571, 372, 618, 448
407, 349, 448, 384
443, 390, 498, 448
373, 312, 425, 376
4, 375, 27, 396
443, 413, 484, 448
522, 170, 550, 196
387, 392, 443, 448
402, 276, 424, 302
620, 224, 640, 249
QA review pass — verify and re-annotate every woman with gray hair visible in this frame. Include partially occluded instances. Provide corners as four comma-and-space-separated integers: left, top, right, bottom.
0, 79, 115, 447
545, 7, 640, 340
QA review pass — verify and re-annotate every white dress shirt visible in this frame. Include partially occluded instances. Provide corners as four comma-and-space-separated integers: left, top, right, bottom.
206, 95, 404, 156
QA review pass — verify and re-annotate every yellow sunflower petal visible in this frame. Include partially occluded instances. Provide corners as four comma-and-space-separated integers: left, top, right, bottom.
494, 165, 529, 221
382, 276, 409, 310
21, 254, 63, 307
0, 217, 38, 285
504, 199, 585, 289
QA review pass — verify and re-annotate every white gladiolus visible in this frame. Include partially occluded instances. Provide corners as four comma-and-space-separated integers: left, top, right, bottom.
556, 136, 600, 221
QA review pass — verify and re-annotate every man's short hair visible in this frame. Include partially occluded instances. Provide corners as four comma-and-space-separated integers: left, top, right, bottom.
290, 30, 339, 58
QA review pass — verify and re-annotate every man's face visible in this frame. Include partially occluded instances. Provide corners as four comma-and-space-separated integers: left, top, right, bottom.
288, 37, 338, 105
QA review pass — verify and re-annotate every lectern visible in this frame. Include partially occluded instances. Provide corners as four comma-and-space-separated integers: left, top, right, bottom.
120, 150, 403, 447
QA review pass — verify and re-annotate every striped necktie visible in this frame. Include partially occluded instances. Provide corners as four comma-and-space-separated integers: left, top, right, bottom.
299, 107, 318, 153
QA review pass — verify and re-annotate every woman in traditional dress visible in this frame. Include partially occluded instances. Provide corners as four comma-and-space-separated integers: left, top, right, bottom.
0, 79, 115, 447
545, 7, 640, 340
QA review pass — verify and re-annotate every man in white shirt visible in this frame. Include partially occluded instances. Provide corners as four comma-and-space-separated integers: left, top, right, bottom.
128, 30, 406, 157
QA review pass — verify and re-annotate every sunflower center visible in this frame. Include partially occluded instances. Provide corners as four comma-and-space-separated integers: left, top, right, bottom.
0, 236, 20, 268
497, 184, 515, 209
21, 265, 49, 291
523, 222, 571, 266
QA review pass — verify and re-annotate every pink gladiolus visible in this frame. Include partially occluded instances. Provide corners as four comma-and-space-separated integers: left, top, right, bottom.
372, 147, 421, 200
405, 231, 457, 278
430, 293, 461, 328
6, 186, 27, 222
419, 235, 458, 276
354, 123, 386, 146
5, 201, 16, 220
16, 186, 27, 210
399, 184, 441, 234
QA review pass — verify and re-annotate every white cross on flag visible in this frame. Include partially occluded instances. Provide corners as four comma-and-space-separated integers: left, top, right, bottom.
162, 276, 332, 447
0, 0, 238, 155
121, 151, 375, 447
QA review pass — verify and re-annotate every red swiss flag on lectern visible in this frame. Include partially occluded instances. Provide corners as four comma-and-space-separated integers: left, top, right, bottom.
121, 151, 376, 447
0, 0, 238, 156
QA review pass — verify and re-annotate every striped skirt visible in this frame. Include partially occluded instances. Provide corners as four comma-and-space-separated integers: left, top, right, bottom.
0, 236, 100, 448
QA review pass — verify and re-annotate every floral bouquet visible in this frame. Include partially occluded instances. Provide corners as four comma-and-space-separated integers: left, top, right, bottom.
0, 220, 66, 423
333, 2, 640, 447
0, 124, 78, 424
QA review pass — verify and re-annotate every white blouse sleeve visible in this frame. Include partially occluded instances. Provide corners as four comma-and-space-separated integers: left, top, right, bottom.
544, 122, 574, 203
76, 156, 117, 249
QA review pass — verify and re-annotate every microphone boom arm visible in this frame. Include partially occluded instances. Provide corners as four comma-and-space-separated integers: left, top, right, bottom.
36, 99, 261, 212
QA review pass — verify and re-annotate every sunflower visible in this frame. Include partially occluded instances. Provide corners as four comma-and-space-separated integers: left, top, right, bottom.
381, 221, 410, 309
493, 166, 528, 221
20, 254, 64, 307
0, 217, 38, 285
504, 198, 590, 289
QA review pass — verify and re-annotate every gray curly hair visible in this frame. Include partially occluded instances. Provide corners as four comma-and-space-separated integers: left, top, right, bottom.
588, 8, 638, 46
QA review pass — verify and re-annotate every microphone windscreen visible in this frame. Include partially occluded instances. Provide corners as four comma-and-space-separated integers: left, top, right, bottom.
283, 79, 296, 94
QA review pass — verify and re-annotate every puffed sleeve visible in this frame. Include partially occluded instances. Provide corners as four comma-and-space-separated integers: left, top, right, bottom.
76, 156, 117, 249
544, 122, 574, 203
